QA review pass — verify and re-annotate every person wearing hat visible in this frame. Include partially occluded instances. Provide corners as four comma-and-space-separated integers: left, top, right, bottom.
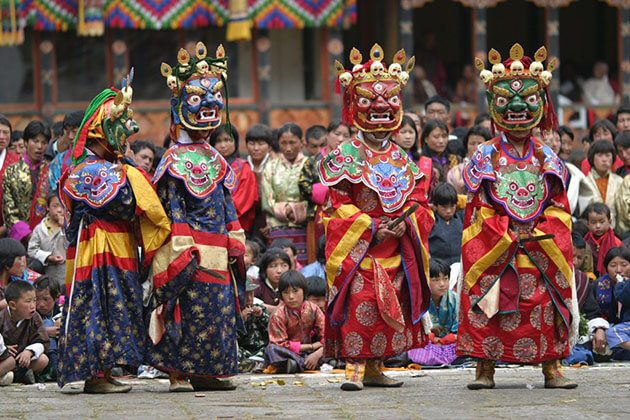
237, 277, 269, 372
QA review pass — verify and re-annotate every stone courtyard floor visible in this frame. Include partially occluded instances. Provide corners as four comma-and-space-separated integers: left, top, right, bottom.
1, 363, 629, 419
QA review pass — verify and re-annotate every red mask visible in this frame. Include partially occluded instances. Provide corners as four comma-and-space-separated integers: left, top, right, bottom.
351, 79, 402, 134
336, 44, 414, 137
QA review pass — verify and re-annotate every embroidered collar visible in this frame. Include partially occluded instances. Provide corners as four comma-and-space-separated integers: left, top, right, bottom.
153, 142, 233, 199
319, 138, 422, 213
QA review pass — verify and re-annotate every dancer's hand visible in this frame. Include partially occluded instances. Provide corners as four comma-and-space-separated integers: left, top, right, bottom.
389, 221, 406, 238
375, 227, 396, 242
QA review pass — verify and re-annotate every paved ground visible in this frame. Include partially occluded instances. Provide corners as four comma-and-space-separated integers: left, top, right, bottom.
1, 364, 629, 419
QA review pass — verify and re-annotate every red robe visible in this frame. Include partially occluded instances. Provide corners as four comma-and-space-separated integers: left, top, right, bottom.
457, 135, 575, 363
319, 138, 433, 359
228, 156, 258, 233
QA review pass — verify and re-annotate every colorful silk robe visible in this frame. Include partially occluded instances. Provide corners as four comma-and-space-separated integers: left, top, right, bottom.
457, 135, 576, 364
318, 137, 433, 359
227, 154, 258, 233
261, 153, 308, 229
429, 290, 459, 337
57, 155, 170, 386
148, 141, 246, 378
268, 300, 325, 352
0, 149, 20, 228
2, 157, 48, 229
48, 149, 72, 193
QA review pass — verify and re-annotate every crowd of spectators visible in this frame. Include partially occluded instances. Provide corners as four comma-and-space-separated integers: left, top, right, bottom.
1, 94, 629, 386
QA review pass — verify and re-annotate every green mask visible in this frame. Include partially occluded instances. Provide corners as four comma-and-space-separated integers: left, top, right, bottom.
487, 78, 545, 132
102, 106, 139, 157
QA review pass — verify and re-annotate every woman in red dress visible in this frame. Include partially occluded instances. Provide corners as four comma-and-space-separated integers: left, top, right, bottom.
210, 125, 259, 234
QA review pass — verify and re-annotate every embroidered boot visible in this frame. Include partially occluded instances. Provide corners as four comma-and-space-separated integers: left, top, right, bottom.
363, 359, 403, 387
168, 373, 194, 392
467, 359, 495, 390
542, 359, 577, 389
340, 360, 365, 391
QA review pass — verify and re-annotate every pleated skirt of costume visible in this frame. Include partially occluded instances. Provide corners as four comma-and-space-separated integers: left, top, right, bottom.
147, 264, 239, 378
457, 260, 570, 364
57, 219, 146, 386
326, 242, 426, 360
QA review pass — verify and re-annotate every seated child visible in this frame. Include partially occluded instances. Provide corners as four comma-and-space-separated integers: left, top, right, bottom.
255, 248, 291, 311
428, 183, 463, 267
270, 238, 302, 271
237, 278, 269, 372
583, 203, 622, 276
408, 260, 458, 366
606, 264, 630, 355
34, 277, 62, 381
264, 270, 325, 373
573, 232, 596, 280
27, 194, 67, 288
590, 247, 630, 361
305, 275, 326, 313
300, 236, 326, 281
572, 234, 599, 317
0, 238, 40, 310
0, 281, 50, 385
562, 235, 601, 366
245, 239, 263, 283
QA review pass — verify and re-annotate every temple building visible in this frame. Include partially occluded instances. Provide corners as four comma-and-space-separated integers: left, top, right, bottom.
0, 0, 628, 142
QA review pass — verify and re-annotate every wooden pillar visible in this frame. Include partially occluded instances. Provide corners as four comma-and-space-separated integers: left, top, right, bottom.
473, 7, 487, 113
326, 27, 343, 122
620, 6, 630, 103
399, 0, 414, 107
545, 7, 560, 112
38, 33, 55, 122
255, 29, 271, 125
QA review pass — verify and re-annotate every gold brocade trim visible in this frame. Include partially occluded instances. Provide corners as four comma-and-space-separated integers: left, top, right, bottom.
75, 230, 135, 268
325, 204, 372, 287
462, 206, 496, 246
228, 228, 246, 248
124, 165, 170, 254
152, 234, 195, 278
64, 258, 75, 288
408, 210, 431, 282
464, 229, 513, 290
536, 205, 573, 288
197, 244, 228, 271
360, 255, 401, 270
516, 254, 536, 269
